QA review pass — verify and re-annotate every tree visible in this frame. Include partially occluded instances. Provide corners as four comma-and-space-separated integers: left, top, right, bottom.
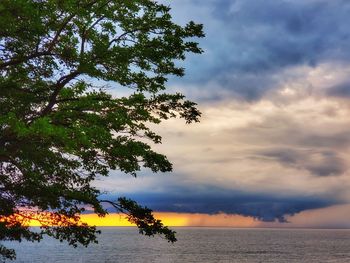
0, 0, 204, 260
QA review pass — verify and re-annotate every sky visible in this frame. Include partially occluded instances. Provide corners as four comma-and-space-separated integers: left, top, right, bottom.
92, 0, 350, 228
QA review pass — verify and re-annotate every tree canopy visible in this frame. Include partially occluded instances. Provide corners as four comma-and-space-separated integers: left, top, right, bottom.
0, 0, 204, 260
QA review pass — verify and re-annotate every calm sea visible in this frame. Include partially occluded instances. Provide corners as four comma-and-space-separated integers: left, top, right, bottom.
3, 227, 350, 262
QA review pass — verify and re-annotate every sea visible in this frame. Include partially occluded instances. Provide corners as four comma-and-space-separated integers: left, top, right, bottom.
3, 227, 350, 262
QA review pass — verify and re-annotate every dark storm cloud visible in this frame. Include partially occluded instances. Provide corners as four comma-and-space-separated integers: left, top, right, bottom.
177, 0, 350, 100
259, 148, 347, 177
214, 0, 350, 70
102, 185, 336, 222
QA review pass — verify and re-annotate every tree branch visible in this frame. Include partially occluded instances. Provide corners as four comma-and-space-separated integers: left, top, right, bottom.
0, 51, 54, 69
40, 71, 81, 116
99, 198, 177, 242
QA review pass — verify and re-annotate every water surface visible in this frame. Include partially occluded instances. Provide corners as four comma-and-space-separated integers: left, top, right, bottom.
4, 227, 350, 262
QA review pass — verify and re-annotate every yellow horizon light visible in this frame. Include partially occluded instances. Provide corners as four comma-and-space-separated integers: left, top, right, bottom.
79, 212, 189, 227
25, 212, 259, 228
79, 212, 258, 228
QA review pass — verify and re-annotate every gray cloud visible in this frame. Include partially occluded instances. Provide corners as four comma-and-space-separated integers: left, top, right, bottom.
298, 133, 350, 149
171, 0, 350, 101
258, 148, 347, 177
212, 0, 350, 71
327, 82, 350, 98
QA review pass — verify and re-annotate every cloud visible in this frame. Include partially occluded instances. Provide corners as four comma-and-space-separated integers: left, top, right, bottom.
212, 0, 350, 71
258, 148, 347, 177
103, 184, 336, 222
327, 82, 350, 98
168, 0, 350, 101
97, 92, 350, 226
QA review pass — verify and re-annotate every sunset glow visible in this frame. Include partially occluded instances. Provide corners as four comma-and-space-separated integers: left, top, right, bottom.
79, 213, 259, 228
23, 213, 260, 227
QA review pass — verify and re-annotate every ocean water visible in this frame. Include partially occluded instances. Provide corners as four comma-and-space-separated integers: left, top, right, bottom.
3, 227, 350, 262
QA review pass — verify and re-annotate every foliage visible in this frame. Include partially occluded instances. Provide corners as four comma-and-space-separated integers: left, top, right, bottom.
0, 0, 204, 260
